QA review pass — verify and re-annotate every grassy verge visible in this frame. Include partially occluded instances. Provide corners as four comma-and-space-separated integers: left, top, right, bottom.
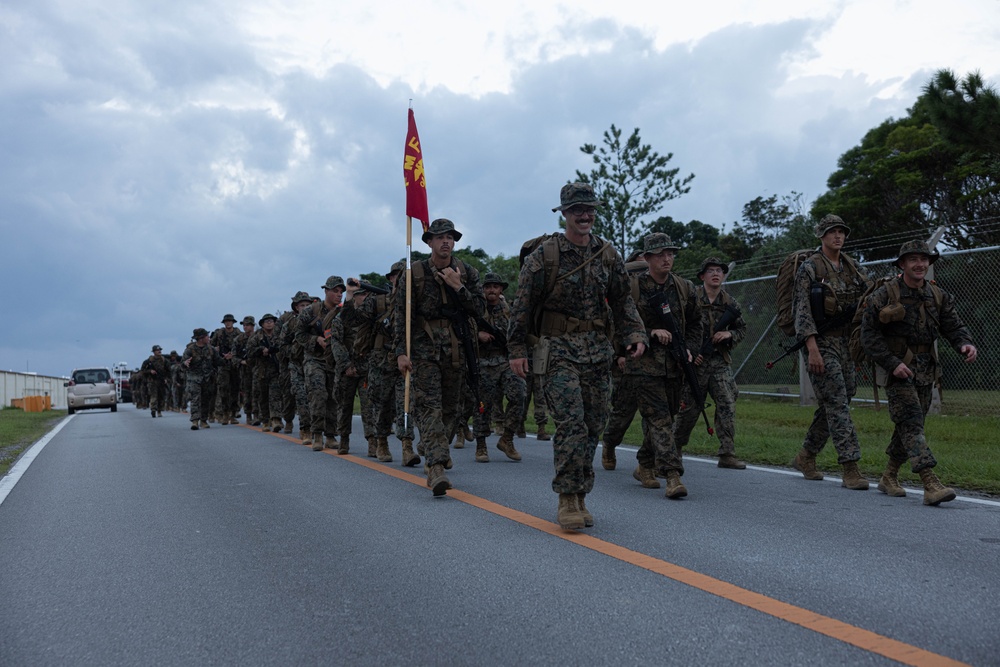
0, 407, 67, 476
578, 395, 999, 496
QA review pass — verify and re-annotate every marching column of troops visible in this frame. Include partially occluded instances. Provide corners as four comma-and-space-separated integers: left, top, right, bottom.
135, 183, 978, 530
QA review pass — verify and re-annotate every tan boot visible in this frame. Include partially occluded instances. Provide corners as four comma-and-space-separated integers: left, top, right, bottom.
718, 454, 746, 470
577, 493, 594, 527
337, 435, 350, 455
283, 420, 293, 434
664, 471, 688, 499
311, 432, 324, 451
632, 465, 660, 489
841, 461, 869, 490
426, 464, 451, 497
877, 459, 907, 497
301, 432, 313, 447
475, 437, 490, 463
536, 424, 551, 441
463, 424, 474, 443
919, 468, 956, 506
367, 437, 378, 458
401, 438, 420, 467
793, 448, 824, 480
376, 437, 393, 463
496, 431, 522, 461
199, 420, 210, 429
516, 426, 527, 438
557, 493, 585, 530
271, 419, 283, 433
229, 416, 240, 425
602, 443, 617, 471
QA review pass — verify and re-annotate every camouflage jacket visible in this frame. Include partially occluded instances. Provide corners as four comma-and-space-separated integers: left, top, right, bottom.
211, 327, 241, 364
182, 342, 221, 379
141, 354, 169, 383
296, 300, 339, 362
509, 233, 646, 365
478, 299, 511, 367
694, 286, 746, 365
860, 277, 973, 385
623, 271, 701, 377
353, 291, 393, 365
793, 251, 871, 340
331, 298, 367, 374
392, 258, 485, 363
246, 328, 282, 372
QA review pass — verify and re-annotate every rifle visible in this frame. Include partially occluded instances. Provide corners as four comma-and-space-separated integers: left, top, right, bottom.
765, 302, 857, 370
358, 281, 391, 296
649, 293, 714, 436
698, 303, 741, 359
476, 315, 508, 355
441, 284, 485, 415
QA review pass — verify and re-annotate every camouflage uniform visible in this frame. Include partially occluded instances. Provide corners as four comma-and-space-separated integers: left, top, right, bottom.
182, 329, 222, 426
473, 277, 526, 441
331, 292, 373, 448
282, 296, 312, 437
297, 277, 345, 445
673, 278, 747, 461
393, 221, 485, 476
247, 314, 283, 430
793, 216, 872, 465
860, 259, 973, 473
234, 316, 255, 423
211, 315, 242, 424
508, 233, 646, 495
141, 346, 169, 416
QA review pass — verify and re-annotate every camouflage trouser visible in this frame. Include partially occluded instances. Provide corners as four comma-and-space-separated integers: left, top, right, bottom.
363, 356, 385, 438
521, 358, 548, 428
204, 372, 217, 419
616, 375, 682, 475
409, 357, 465, 467
885, 380, 937, 472
543, 356, 612, 495
215, 364, 240, 417
280, 358, 295, 423
253, 363, 282, 424
336, 368, 372, 440
473, 361, 526, 438
802, 337, 861, 464
147, 379, 167, 412
391, 362, 416, 441
185, 375, 211, 422
603, 370, 639, 447
239, 362, 253, 419
673, 356, 739, 457
304, 358, 338, 436
288, 360, 311, 433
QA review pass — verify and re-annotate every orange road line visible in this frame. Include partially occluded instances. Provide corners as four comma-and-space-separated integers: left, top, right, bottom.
252, 428, 968, 667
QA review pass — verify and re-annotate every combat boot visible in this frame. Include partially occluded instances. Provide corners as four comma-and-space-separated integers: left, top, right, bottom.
718, 454, 746, 470
877, 459, 907, 497
283, 420, 293, 434
475, 437, 489, 463
426, 464, 451, 497
401, 438, 420, 467
337, 435, 350, 455
157, 410, 163, 418
841, 461, 869, 490
792, 448, 824, 480
664, 471, 688, 499
271, 419, 283, 433
577, 493, 594, 528
199, 420, 210, 429
367, 437, 378, 458
557, 493, 585, 530
301, 432, 312, 447
151, 408, 156, 418
516, 425, 527, 439
190, 421, 199, 430
229, 416, 239, 425
496, 431, 522, 461
632, 465, 660, 489
536, 424, 551, 441
602, 443, 617, 471
311, 432, 324, 451
376, 437, 393, 463
919, 468, 956, 506
463, 424, 474, 443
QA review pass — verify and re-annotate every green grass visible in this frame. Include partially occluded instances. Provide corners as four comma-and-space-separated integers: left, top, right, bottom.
0, 407, 67, 476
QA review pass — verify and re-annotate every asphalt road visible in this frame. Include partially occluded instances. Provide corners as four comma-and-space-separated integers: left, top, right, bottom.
1, 405, 998, 666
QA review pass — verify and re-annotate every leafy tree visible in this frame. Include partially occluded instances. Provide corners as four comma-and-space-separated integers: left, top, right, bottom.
719, 193, 808, 263
575, 124, 695, 255
923, 69, 1000, 156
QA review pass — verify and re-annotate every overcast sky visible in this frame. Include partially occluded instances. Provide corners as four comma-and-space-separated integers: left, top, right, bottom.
3, 0, 999, 377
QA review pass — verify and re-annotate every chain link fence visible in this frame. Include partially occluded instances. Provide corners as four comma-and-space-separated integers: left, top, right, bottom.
719, 244, 998, 417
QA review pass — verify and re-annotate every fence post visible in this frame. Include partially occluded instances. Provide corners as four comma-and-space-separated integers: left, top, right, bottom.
925, 226, 946, 414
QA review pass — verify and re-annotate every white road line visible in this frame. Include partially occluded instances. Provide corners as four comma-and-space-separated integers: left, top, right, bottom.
0, 415, 74, 507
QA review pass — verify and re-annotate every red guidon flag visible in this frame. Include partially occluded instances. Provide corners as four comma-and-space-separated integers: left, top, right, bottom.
403, 109, 429, 231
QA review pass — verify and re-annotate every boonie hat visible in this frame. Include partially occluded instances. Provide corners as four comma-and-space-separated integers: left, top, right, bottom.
697, 257, 729, 277
894, 240, 940, 268
241, 316, 255, 326
422, 218, 463, 244
322, 276, 346, 291
642, 233, 680, 255
221, 313, 236, 323
386, 259, 406, 279
482, 272, 508, 289
260, 313, 277, 323
192, 328, 210, 339
552, 182, 605, 213
814, 214, 852, 238
152, 344, 162, 352
291, 290, 312, 305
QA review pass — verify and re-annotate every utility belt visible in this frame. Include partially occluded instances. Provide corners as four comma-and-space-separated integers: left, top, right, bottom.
538, 311, 605, 336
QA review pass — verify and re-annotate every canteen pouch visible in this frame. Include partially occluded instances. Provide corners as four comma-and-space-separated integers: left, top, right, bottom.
532, 337, 551, 375
879, 303, 906, 324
